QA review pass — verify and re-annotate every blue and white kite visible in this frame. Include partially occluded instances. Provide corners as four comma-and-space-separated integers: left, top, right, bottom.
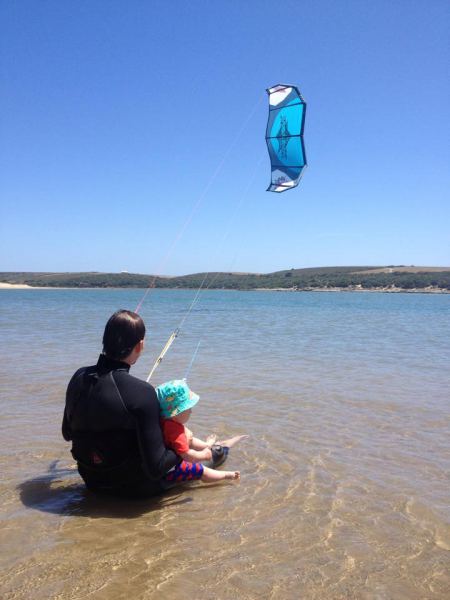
266, 84, 307, 192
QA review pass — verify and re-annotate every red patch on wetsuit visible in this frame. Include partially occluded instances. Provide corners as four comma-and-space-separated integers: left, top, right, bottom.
91, 451, 103, 465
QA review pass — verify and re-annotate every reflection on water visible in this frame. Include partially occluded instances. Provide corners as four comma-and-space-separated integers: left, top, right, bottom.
0, 289, 449, 598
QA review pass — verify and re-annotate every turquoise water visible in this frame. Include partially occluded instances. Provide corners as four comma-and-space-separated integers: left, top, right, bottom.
1, 289, 449, 598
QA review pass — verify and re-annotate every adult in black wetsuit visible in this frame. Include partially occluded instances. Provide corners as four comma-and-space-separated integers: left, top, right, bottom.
62, 309, 212, 497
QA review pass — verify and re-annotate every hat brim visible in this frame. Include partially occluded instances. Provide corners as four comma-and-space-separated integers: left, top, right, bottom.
185, 391, 199, 411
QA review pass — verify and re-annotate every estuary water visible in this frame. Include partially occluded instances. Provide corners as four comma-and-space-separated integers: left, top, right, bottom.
0, 289, 449, 599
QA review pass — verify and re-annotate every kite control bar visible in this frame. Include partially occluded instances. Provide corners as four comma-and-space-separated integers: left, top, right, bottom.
146, 329, 179, 382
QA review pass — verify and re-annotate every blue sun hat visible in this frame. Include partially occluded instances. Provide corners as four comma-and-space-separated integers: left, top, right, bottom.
156, 379, 200, 418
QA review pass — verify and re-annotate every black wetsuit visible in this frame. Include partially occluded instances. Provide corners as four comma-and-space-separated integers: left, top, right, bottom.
62, 354, 179, 497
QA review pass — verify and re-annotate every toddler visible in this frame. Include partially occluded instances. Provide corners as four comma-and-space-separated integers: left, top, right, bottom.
157, 379, 246, 484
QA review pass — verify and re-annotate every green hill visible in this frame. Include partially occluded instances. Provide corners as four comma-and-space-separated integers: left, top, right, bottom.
1, 266, 449, 291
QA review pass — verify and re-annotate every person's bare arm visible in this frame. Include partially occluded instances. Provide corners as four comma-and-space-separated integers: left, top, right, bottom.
189, 437, 211, 450
179, 446, 212, 463
188, 432, 218, 450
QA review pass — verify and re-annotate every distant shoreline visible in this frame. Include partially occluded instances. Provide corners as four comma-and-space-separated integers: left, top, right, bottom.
254, 286, 449, 294
1, 267, 449, 293
1, 282, 448, 294
0, 282, 33, 289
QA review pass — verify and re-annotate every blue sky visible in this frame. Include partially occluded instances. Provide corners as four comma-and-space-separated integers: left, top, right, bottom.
1, 0, 449, 275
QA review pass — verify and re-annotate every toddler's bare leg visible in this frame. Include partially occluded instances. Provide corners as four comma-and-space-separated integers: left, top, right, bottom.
217, 435, 248, 448
201, 465, 240, 483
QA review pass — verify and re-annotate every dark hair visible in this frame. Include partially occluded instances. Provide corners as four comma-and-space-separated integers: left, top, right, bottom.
102, 310, 146, 360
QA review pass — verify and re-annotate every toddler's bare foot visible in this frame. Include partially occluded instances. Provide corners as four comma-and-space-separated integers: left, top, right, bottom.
217, 435, 249, 448
201, 465, 240, 483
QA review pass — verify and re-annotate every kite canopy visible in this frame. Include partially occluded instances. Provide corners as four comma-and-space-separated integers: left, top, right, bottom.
265, 84, 307, 193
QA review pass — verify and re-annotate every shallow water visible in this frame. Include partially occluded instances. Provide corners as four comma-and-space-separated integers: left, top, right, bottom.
1, 289, 449, 599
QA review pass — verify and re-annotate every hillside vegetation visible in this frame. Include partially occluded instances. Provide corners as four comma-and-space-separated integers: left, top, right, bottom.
1, 267, 449, 291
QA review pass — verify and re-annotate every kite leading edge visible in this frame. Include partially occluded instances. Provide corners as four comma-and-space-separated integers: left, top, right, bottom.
265, 84, 307, 193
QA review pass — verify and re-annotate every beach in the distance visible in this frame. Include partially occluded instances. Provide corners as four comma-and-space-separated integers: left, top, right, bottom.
0, 283, 32, 289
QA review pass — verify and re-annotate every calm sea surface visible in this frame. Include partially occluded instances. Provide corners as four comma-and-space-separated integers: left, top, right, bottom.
0, 289, 449, 599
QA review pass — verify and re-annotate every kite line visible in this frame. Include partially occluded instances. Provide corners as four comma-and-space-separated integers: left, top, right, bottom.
138, 82, 307, 381
134, 93, 264, 315
145, 152, 266, 382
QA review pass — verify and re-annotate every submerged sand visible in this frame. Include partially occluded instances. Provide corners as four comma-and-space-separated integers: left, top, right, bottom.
1, 289, 449, 599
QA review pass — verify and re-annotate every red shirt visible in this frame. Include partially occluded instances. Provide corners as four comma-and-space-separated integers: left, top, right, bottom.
161, 419, 189, 455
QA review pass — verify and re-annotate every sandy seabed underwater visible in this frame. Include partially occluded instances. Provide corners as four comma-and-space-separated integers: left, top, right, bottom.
1, 288, 449, 599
